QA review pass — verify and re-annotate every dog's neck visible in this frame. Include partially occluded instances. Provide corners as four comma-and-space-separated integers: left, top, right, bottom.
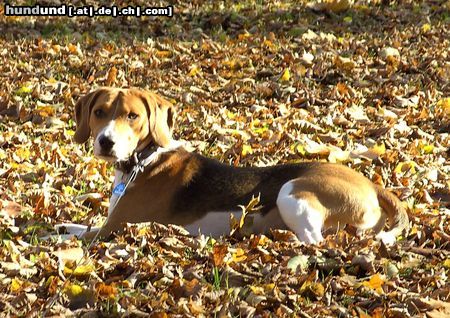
114, 140, 185, 174
114, 143, 158, 174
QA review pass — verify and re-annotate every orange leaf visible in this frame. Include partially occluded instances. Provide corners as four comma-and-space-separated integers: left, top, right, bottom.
362, 274, 385, 294
96, 282, 118, 300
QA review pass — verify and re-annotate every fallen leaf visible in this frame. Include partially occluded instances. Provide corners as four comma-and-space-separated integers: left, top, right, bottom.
362, 274, 385, 294
280, 68, 290, 82
287, 255, 309, 272
212, 244, 228, 267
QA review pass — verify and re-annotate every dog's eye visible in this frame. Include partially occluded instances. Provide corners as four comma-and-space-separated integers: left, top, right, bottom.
94, 109, 105, 117
128, 112, 138, 120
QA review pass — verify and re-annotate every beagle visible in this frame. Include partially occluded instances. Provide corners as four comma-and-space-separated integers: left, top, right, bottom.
59, 87, 409, 245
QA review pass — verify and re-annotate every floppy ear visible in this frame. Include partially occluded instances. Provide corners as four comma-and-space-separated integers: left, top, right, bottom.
140, 91, 175, 148
73, 89, 105, 143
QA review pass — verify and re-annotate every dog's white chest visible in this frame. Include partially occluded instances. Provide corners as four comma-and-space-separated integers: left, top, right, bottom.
109, 170, 125, 216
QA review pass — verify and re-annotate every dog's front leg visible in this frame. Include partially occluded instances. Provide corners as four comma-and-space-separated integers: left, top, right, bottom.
79, 209, 128, 240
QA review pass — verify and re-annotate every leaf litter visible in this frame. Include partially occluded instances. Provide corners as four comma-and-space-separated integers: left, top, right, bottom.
0, 0, 449, 316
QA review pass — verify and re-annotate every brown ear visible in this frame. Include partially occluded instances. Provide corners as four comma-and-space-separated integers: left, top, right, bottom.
73, 89, 105, 143
140, 91, 175, 148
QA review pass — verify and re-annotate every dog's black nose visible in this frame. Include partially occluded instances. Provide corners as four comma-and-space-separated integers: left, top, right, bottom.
99, 136, 114, 152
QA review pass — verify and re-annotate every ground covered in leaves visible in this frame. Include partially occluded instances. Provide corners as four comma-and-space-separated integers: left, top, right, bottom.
0, 0, 449, 317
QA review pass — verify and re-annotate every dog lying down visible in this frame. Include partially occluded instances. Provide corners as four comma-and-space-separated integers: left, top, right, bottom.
51, 87, 409, 245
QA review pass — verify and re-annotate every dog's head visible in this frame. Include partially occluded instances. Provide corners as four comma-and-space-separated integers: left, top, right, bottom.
73, 87, 175, 162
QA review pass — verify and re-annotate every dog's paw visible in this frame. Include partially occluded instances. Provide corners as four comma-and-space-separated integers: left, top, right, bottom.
40, 224, 89, 241
54, 223, 91, 237
375, 231, 397, 246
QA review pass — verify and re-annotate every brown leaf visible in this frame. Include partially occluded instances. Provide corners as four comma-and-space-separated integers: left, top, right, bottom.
168, 278, 201, 299
95, 282, 118, 300
106, 66, 117, 86
212, 244, 228, 267
0, 200, 22, 217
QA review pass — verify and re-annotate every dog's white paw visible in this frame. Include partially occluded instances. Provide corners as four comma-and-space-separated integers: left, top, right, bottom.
55, 223, 92, 236
375, 231, 397, 246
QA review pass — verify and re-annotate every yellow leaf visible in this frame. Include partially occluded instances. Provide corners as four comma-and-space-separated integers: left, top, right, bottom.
258, 235, 270, 246
295, 144, 306, 155
231, 196, 261, 236
62, 185, 76, 196
16, 83, 33, 95
238, 32, 251, 41
421, 23, 431, 32
263, 39, 274, 48
223, 59, 237, 70
371, 143, 386, 156
188, 65, 200, 77
421, 144, 434, 154
15, 147, 31, 160
65, 284, 84, 297
226, 109, 236, 119
264, 283, 275, 292
249, 285, 264, 295
67, 43, 77, 54
394, 161, 416, 174
73, 264, 95, 276
239, 209, 249, 228
443, 259, 450, 269
362, 273, 385, 294
229, 213, 239, 233
437, 97, 450, 115
280, 68, 290, 82
10, 278, 23, 293
64, 262, 95, 277
242, 144, 253, 156
231, 248, 247, 263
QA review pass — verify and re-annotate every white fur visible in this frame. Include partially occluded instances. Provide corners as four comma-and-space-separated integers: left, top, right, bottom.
54, 223, 100, 237
184, 211, 241, 237
109, 170, 125, 216
94, 120, 136, 161
375, 231, 397, 245
276, 182, 324, 244
141, 140, 185, 166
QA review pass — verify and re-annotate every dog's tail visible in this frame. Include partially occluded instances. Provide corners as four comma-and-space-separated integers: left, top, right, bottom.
375, 186, 409, 245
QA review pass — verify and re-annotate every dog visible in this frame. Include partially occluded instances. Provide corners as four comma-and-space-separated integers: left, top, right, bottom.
57, 87, 409, 245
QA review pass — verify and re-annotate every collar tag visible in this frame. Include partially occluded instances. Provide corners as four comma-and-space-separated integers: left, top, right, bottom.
112, 182, 126, 197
